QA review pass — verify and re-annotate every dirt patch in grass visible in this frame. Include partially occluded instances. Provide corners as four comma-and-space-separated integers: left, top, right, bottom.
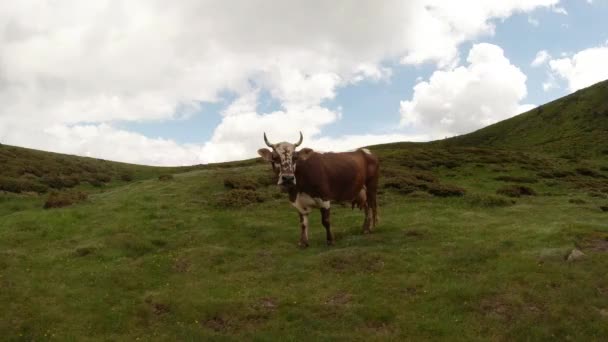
254, 297, 278, 311
323, 251, 385, 273
172, 258, 191, 273
479, 296, 514, 321
496, 185, 537, 198
325, 292, 353, 306
200, 302, 273, 333
578, 232, 608, 252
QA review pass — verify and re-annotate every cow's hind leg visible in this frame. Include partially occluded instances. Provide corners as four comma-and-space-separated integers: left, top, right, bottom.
321, 208, 334, 245
299, 213, 309, 248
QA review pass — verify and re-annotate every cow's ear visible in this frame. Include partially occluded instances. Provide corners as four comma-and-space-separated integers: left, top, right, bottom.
258, 148, 273, 162
298, 148, 314, 161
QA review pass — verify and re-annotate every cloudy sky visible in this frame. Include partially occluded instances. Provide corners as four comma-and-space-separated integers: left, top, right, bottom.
1, 1, 607, 166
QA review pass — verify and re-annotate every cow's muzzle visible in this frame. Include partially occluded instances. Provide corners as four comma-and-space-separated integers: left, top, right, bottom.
280, 174, 296, 186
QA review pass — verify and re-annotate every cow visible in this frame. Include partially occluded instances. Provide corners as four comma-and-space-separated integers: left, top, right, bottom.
257, 132, 379, 247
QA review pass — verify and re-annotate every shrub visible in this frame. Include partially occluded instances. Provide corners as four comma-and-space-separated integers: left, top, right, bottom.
92, 173, 112, 183
158, 174, 174, 181
42, 175, 80, 189
576, 167, 603, 178
537, 170, 573, 178
44, 191, 88, 209
0, 177, 48, 193
88, 179, 104, 187
216, 189, 264, 208
496, 185, 537, 198
223, 176, 257, 190
120, 172, 135, 182
494, 175, 538, 184
466, 194, 515, 207
427, 183, 466, 197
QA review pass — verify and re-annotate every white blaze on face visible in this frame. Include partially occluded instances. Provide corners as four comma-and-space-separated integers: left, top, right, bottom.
274, 142, 297, 185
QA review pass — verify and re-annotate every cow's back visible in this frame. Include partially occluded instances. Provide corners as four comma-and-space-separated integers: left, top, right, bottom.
295, 150, 376, 201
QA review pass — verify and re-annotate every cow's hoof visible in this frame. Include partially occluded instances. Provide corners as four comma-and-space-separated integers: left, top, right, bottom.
327, 240, 335, 246
363, 229, 372, 235
299, 241, 309, 248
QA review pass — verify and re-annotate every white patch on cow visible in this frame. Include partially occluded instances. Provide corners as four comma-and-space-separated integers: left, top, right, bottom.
292, 192, 330, 214
361, 148, 372, 155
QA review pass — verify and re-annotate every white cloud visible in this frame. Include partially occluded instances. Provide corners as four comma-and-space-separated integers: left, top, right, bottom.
531, 50, 551, 67
549, 44, 608, 91
0, 1, 559, 165
528, 17, 540, 26
551, 6, 568, 15
400, 43, 531, 137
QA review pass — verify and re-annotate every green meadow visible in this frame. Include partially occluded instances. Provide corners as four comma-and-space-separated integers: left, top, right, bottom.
1, 81, 608, 340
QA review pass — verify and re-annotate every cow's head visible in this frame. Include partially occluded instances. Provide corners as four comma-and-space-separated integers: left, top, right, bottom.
257, 132, 312, 188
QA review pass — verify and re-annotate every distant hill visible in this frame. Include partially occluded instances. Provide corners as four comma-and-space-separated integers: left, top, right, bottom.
440, 79, 608, 157
0, 145, 200, 194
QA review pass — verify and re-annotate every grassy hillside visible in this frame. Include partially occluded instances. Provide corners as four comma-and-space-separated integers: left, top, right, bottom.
441, 79, 608, 157
0, 144, 192, 194
2, 144, 608, 340
2, 83, 608, 339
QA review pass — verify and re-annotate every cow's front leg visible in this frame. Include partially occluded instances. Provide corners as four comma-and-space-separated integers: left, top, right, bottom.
298, 213, 309, 248
321, 208, 334, 245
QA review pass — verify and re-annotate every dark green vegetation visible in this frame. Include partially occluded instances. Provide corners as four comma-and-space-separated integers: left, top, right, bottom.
2, 80, 608, 340
442, 79, 608, 157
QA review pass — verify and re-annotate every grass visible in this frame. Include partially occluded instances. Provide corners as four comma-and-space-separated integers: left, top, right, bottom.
2, 144, 608, 340
438, 79, 608, 157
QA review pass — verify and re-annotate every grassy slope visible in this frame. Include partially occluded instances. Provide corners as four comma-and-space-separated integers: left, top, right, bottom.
2, 145, 608, 340
439, 79, 608, 157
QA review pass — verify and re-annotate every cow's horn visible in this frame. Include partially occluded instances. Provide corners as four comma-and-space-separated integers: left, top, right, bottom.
294, 131, 303, 147
263, 132, 273, 148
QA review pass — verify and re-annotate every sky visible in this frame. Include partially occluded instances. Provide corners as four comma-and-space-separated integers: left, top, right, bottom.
1, 1, 607, 166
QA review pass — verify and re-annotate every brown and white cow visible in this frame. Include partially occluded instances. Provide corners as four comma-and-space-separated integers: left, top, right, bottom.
258, 132, 379, 247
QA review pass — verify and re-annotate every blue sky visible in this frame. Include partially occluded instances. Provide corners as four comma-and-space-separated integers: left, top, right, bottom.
1, 1, 607, 165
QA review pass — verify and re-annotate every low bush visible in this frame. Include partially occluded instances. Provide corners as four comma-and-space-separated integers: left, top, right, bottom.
496, 185, 537, 198
120, 172, 135, 182
537, 170, 574, 178
223, 176, 258, 190
158, 174, 174, 181
42, 175, 80, 189
0, 177, 48, 193
44, 191, 88, 209
466, 194, 515, 207
427, 183, 466, 197
575, 167, 603, 178
494, 175, 538, 183
216, 189, 264, 208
